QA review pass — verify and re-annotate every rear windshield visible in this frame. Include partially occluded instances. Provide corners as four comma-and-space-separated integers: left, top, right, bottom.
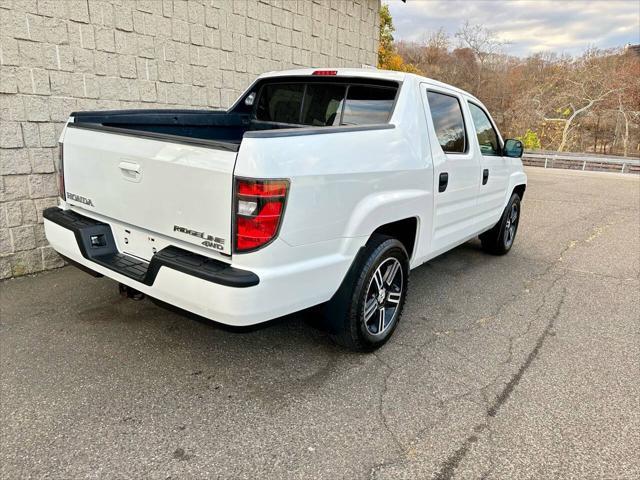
254, 81, 398, 126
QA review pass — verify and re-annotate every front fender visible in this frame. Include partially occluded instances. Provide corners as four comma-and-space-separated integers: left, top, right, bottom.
505, 170, 527, 206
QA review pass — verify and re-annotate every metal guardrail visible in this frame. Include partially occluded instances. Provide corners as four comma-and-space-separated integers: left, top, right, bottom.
522, 151, 640, 174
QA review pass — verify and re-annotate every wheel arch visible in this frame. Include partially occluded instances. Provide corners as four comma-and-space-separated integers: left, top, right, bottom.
505, 171, 527, 207
368, 217, 419, 260
513, 183, 526, 200
330, 215, 419, 307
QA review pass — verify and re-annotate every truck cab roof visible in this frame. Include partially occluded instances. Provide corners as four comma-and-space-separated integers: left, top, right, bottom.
256, 68, 483, 105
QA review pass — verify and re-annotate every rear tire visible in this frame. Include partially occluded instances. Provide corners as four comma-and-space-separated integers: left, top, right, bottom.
480, 193, 521, 255
324, 234, 409, 352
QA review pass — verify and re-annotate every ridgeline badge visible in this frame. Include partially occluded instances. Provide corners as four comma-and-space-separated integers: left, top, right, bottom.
173, 225, 225, 251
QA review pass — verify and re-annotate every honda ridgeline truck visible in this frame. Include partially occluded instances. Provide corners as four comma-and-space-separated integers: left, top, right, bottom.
44, 68, 526, 351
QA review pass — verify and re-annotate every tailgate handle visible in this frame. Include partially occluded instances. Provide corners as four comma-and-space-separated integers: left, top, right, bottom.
119, 161, 140, 173
118, 161, 142, 182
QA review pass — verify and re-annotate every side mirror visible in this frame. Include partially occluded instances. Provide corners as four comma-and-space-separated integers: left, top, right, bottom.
503, 139, 523, 158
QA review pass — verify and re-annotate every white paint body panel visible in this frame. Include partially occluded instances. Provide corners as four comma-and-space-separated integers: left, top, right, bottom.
46, 69, 526, 327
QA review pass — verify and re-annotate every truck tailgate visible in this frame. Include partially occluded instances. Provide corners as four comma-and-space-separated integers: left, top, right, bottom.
62, 124, 237, 256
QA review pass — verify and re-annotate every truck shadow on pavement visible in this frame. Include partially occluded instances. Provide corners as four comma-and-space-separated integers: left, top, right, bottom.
64, 237, 493, 405
125, 239, 488, 347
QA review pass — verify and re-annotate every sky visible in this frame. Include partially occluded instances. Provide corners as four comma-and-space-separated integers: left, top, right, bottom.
384, 0, 640, 57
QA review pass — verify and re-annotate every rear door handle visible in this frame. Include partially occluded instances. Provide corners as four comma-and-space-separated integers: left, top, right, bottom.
439, 172, 449, 192
482, 169, 489, 185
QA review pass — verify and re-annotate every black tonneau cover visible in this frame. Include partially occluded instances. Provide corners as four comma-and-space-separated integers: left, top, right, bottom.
71, 109, 250, 144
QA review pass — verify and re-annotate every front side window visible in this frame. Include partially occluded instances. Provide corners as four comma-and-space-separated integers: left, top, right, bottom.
426, 91, 466, 153
341, 86, 396, 125
468, 102, 500, 156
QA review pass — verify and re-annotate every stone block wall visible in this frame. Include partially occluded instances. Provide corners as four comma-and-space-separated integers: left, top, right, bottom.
0, 0, 380, 279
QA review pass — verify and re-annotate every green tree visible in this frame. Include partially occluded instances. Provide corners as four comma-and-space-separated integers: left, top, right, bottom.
378, 5, 394, 68
517, 129, 542, 150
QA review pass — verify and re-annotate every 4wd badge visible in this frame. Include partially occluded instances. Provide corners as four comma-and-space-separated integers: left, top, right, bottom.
173, 225, 225, 251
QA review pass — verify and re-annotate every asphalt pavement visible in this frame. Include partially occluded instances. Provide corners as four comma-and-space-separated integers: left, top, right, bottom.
1, 167, 639, 479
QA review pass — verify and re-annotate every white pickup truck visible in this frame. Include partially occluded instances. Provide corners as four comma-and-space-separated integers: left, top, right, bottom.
44, 68, 526, 351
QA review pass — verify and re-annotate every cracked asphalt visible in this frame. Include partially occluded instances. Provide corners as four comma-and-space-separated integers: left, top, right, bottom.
1, 167, 639, 479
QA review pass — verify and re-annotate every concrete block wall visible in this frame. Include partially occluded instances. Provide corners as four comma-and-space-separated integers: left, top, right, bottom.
0, 0, 380, 279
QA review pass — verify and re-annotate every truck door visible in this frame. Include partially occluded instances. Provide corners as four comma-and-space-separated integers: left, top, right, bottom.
465, 101, 511, 231
422, 86, 481, 254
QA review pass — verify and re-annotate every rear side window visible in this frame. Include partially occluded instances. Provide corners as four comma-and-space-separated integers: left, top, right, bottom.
254, 81, 397, 126
341, 86, 396, 125
468, 102, 500, 156
427, 91, 466, 154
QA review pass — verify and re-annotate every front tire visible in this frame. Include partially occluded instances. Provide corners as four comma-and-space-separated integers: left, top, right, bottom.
480, 193, 521, 255
325, 235, 409, 351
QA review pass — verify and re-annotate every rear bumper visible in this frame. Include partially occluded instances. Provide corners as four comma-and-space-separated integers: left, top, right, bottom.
43, 207, 258, 287
43, 207, 272, 326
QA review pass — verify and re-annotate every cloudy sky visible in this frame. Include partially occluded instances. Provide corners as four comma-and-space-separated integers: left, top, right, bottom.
384, 0, 640, 57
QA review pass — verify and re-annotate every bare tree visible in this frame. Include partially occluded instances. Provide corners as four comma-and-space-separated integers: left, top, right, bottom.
423, 28, 450, 65
534, 50, 623, 152
455, 20, 506, 62
618, 95, 631, 157
455, 21, 508, 91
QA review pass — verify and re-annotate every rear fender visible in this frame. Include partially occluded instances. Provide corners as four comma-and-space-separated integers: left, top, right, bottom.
344, 189, 428, 241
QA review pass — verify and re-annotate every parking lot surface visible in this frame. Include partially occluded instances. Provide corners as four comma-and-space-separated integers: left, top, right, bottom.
1, 167, 639, 479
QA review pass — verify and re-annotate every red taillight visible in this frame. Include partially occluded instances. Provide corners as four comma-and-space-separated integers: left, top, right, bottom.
312, 70, 337, 76
234, 178, 289, 253
237, 179, 287, 197
56, 142, 66, 201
